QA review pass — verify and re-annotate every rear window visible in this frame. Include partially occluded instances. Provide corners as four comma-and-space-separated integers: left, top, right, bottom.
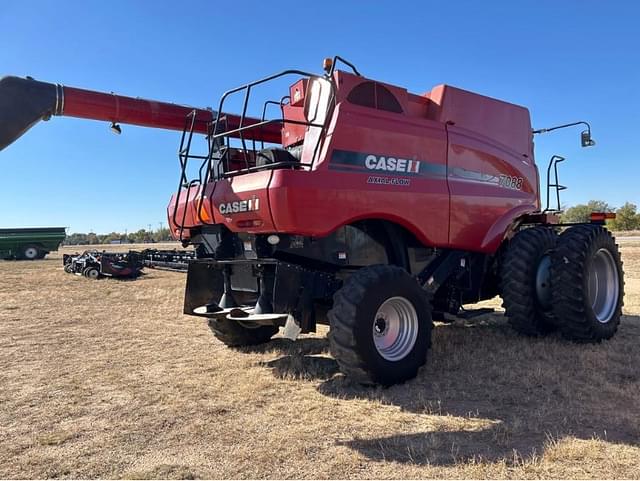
347, 82, 403, 113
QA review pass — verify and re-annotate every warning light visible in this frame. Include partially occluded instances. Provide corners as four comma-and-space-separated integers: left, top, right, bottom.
322, 57, 333, 73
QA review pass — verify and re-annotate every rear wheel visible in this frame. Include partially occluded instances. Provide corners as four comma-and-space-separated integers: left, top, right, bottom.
21, 245, 40, 260
501, 226, 557, 336
208, 318, 278, 347
551, 225, 624, 341
328, 264, 432, 386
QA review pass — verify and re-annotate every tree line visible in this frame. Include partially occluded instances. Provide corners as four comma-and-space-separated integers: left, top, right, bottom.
63, 228, 175, 245
62, 201, 639, 245
562, 200, 640, 231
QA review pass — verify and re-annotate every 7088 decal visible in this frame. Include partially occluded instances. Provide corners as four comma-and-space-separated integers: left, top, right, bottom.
498, 175, 523, 190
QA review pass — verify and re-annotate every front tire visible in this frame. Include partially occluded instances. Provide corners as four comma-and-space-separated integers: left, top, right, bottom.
550, 225, 624, 341
83, 266, 100, 279
328, 265, 432, 386
501, 226, 557, 336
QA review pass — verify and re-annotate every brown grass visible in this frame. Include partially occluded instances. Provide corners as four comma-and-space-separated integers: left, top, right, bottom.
612, 230, 640, 238
0, 242, 639, 479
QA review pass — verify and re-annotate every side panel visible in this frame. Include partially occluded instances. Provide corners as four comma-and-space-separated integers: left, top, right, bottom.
269, 105, 450, 247
446, 125, 539, 253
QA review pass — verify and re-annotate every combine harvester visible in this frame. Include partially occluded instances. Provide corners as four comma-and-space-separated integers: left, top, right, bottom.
0, 57, 624, 385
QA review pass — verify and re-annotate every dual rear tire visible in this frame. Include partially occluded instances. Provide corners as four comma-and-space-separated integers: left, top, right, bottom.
550, 225, 624, 341
501, 225, 623, 341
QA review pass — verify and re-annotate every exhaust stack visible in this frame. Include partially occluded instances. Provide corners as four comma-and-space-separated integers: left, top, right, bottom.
0, 76, 282, 151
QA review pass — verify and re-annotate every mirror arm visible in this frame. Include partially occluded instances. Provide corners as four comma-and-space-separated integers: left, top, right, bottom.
532, 120, 591, 135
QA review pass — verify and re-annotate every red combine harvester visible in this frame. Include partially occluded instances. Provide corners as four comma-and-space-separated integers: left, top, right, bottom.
0, 57, 624, 385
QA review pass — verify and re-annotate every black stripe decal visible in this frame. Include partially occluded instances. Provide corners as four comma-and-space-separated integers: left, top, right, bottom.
329, 149, 446, 178
329, 149, 509, 187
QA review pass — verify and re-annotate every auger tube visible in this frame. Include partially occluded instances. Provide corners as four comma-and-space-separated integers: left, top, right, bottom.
0, 75, 283, 151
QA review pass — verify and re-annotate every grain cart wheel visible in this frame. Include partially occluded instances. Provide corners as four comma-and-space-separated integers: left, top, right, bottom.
550, 225, 624, 342
83, 266, 100, 279
328, 265, 432, 386
501, 226, 557, 336
207, 318, 278, 347
21, 245, 40, 260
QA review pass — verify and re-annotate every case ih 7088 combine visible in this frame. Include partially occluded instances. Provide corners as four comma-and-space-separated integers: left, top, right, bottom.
0, 57, 624, 385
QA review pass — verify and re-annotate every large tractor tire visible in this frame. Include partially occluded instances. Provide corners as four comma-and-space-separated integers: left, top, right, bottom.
327, 264, 432, 386
501, 226, 557, 336
550, 225, 624, 342
21, 245, 41, 260
207, 318, 278, 347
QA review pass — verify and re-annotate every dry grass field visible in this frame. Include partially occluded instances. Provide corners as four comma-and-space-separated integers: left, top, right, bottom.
1, 242, 639, 479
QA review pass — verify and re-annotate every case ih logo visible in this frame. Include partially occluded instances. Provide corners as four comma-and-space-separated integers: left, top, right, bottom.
329, 149, 432, 177
364, 154, 420, 174
218, 197, 260, 215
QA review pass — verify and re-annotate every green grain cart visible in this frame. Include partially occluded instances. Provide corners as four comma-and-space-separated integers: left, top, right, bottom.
0, 227, 66, 260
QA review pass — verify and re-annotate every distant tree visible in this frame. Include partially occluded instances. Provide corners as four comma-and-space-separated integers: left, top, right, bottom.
152, 227, 172, 242
608, 202, 640, 231
63, 233, 88, 245
64, 226, 176, 246
562, 200, 614, 223
102, 232, 123, 244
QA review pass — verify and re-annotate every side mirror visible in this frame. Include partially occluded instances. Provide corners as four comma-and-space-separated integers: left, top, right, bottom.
581, 129, 595, 147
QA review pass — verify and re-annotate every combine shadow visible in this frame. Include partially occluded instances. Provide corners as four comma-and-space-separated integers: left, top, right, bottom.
245, 337, 340, 381
319, 313, 640, 465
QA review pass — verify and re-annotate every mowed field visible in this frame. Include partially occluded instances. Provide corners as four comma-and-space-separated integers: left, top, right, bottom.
1, 242, 639, 479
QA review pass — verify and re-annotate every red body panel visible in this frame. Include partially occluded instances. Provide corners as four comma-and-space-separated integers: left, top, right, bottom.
168, 71, 540, 254
210, 171, 277, 232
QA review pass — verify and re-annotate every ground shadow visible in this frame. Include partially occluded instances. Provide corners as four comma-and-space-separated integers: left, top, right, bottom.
242, 337, 339, 380
240, 336, 329, 356
259, 355, 339, 380
317, 313, 640, 465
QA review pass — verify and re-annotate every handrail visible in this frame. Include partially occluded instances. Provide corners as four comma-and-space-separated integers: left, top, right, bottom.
178, 58, 359, 231
544, 154, 567, 213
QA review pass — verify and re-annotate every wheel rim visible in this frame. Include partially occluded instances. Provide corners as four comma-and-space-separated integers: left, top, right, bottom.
587, 248, 620, 323
535, 254, 552, 309
88, 269, 99, 279
372, 296, 419, 361
24, 247, 38, 259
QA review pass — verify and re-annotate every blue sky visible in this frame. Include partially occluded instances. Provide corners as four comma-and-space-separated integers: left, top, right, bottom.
1, 1, 638, 233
